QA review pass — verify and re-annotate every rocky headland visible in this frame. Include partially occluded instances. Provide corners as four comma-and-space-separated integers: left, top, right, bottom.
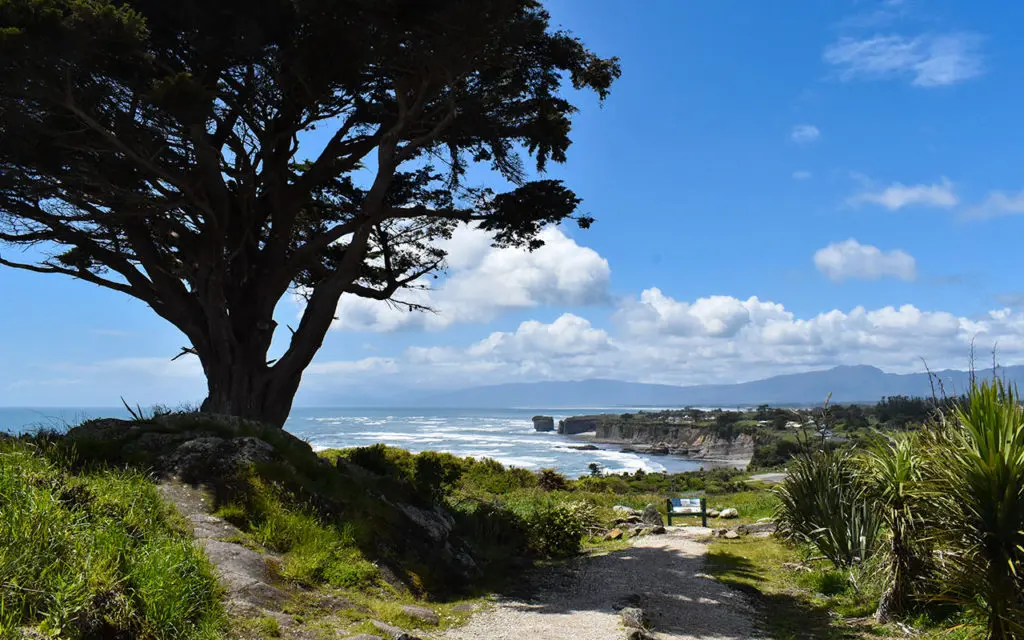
559, 413, 755, 466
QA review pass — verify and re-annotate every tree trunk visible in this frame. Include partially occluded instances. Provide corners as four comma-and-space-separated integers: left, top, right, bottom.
875, 531, 909, 624
199, 359, 302, 428
190, 257, 351, 428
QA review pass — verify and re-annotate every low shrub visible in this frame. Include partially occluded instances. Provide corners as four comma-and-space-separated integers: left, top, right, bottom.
412, 451, 465, 501
521, 501, 589, 557
749, 437, 803, 470
460, 458, 537, 494
537, 468, 570, 492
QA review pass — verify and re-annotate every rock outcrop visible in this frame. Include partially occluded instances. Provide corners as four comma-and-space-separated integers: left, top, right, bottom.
592, 421, 755, 463
532, 416, 554, 432
557, 416, 599, 435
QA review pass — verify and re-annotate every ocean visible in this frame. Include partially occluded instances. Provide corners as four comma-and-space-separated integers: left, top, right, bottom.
0, 406, 713, 478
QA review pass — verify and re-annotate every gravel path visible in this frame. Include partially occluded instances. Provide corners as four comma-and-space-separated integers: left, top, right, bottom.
439, 527, 760, 640
747, 472, 788, 485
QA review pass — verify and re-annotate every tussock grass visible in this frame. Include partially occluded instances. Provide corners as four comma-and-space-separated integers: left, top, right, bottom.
0, 438, 224, 639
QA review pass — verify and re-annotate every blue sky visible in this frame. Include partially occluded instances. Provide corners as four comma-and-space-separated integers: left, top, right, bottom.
4, 0, 1024, 407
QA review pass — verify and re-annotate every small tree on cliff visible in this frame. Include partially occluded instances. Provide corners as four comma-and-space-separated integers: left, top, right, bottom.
0, 0, 619, 426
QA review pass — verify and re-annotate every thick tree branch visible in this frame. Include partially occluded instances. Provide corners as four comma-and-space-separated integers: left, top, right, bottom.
271, 224, 373, 380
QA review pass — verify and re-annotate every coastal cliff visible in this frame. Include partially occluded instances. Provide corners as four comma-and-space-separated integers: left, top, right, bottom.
557, 416, 600, 435
601, 425, 756, 462
562, 414, 756, 463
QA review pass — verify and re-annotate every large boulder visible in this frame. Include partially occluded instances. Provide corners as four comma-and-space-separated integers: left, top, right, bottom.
736, 522, 776, 535
532, 416, 555, 432
64, 416, 301, 485
400, 605, 439, 625
641, 504, 664, 527
717, 508, 739, 519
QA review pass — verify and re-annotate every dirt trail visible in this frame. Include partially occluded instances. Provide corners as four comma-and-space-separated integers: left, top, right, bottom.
439, 527, 760, 640
158, 482, 758, 640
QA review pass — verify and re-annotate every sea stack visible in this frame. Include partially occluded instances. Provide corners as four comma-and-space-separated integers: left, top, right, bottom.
532, 416, 555, 432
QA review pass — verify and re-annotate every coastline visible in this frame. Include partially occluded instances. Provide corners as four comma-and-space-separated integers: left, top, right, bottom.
568, 431, 750, 470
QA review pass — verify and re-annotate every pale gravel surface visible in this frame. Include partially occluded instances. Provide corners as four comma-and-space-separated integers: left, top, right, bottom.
439, 527, 761, 640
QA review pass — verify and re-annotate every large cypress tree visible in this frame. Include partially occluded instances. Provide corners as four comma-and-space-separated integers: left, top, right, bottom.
0, 0, 619, 425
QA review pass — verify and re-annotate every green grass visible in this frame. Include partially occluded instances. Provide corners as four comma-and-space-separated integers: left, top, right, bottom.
706, 536, 978, 640
212, 474, 380, 590
706, 489, 780, 525
0, 438, 225, 639
706, 536, 874, 639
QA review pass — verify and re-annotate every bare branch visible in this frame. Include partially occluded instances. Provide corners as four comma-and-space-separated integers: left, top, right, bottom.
0, 253, 136, 296
171, 346, 198, 361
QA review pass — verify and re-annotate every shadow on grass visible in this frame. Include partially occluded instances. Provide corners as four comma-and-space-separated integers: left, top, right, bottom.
707, 549, 860, 640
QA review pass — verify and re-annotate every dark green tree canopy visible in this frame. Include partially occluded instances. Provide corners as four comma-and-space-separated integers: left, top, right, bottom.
0, 0, 619, 425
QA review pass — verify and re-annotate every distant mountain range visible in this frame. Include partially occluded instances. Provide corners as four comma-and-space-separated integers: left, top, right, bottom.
362, 365, 1024, 408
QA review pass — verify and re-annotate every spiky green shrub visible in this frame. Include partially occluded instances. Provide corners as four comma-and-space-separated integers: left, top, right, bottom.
919, 380, 1024, 639
774, 448, 882, 568
858, 434, 927, 622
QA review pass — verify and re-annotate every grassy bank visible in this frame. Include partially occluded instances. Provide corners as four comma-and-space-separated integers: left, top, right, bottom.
707, 536, 975, 640
0, 438, 224, 639
1, 414, 761, 639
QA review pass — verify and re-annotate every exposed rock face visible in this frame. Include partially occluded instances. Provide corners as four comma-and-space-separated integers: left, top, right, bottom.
532, 416, 555, 432
558, 416, 599, 435
68, 416, 305, 485
592, 421, 755, 463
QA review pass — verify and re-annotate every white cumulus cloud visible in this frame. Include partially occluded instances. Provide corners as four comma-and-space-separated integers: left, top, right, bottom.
324, 225, 611, 332
813, 239, 917, 282
824, 33, 984, 87
963, 190, 1024, 220
468, 314, 613, 360
304, 292, 1024, 391
850, 178, 957, 210
791, 125, 821, 143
